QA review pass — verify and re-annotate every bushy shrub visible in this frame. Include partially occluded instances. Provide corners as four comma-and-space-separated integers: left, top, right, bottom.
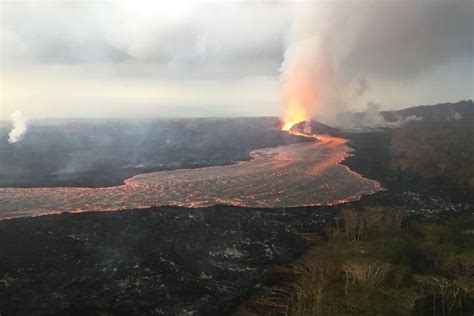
442, 253, 474, 278
391, 239, 440, 274
342, 259, 392, 294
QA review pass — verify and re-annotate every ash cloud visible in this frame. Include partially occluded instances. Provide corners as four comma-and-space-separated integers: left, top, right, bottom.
8, 111, 27, 144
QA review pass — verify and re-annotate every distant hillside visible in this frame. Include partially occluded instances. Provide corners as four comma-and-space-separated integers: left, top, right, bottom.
391, 117, 474, 187
382, 100, 473, 122
336, 100, 473, 129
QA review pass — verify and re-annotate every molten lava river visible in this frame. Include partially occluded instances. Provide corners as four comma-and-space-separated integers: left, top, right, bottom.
0, 134, 382, 220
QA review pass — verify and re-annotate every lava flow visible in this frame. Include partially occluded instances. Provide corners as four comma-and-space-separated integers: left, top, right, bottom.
0, 125, 382, 220
282, 120, 301, 132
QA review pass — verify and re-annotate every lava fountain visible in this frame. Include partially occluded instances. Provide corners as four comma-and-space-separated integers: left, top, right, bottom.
280, 65, 318, 132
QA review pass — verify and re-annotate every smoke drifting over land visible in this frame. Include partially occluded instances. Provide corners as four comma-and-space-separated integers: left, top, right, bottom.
8, 111, 27, 144
281, 0, 473, 124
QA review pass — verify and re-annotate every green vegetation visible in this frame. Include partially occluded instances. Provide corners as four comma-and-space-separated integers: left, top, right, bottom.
236, 208, 474, 315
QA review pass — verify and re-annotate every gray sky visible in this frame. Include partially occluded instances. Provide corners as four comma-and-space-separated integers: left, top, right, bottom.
1, 0, 473, 120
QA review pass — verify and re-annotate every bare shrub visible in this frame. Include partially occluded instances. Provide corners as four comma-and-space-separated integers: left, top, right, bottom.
343, 260, 392, 295
420, 224, 449, 244
387, 265, 411, 289
415, 275, 473, 315
234, 250, 341, 316
442, 254, 474, 278
286, 251, 340, 315
340, 207, 405, 241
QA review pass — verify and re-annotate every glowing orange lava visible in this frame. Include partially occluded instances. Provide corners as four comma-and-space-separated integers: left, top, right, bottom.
0, 133, 383, 220
280, 106, 309, 131
281, 66, 317, 131
282, 120, 301, 131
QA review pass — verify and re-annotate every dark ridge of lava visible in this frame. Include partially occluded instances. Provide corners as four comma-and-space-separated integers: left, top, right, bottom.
293, 120, 340, 135
275, 119, 340, 135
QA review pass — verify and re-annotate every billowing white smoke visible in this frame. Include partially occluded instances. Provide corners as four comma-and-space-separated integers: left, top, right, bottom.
280, 3, 336, 126
281, 1, 473, 125
8, 111, 27, 144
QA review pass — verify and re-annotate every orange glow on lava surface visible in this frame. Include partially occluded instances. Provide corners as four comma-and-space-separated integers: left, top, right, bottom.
0, 131, 382, 220
280, 104, 309, 131
282, 120, 303, 132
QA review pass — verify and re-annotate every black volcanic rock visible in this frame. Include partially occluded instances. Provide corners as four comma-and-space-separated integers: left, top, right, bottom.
292, 120, 340, 135
274, 119, 339, 135
0, 205, 337, 315
0, 118, 307, 188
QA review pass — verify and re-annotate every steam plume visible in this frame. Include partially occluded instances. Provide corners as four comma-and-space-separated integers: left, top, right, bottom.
8, 111, 27, 143
280, 1, 473, 125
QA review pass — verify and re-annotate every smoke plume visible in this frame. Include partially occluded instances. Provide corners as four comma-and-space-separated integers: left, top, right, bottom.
280, 1, 473, 125
8, 111, 27, 143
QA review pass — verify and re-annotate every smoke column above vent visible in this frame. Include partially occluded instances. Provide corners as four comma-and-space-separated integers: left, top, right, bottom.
279, 3, 338, 130
279, 1, 473, 127
8, 111, 27, 144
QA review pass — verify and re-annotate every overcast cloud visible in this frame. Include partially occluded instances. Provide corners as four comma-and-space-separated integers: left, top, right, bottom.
1, 0, 472, 120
